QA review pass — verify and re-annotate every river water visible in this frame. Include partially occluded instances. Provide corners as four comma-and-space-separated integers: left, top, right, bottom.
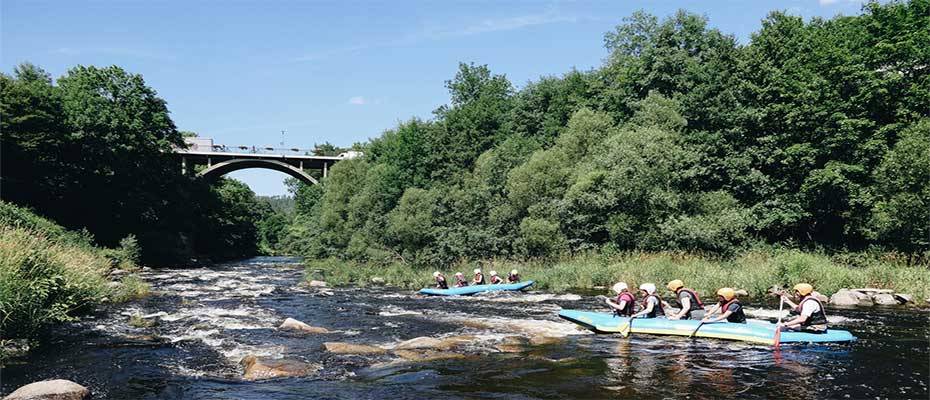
1, 257, 927, 399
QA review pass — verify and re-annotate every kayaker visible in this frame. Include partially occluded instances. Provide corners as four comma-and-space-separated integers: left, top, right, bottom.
489, 270, 504, 284
454, 272, 469, 287
777, 283, 828, 333
665, 279, 705, 320
433, 271, 449, 289
630, 283, 665, 318
508, 269, 520, 283
473, 268, 486, 285
702, 288, 746, 324
605, 282, 636, 317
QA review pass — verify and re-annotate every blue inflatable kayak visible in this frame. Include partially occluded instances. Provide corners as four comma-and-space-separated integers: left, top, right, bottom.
419, 280, 535, 296
558, 310, 856, 345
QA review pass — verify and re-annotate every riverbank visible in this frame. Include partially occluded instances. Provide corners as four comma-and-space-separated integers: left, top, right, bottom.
304, 249, 930, 301
0, 202, 149, 349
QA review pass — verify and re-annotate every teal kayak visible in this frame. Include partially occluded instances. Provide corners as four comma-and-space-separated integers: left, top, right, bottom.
558, 309, 856, 345
419, 281, 535, 296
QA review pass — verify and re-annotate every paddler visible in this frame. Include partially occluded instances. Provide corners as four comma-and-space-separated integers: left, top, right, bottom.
433, 271, 449, 289
701, 288, 746, 324
489, 270, 504, 284
508, 269, 520, 283
629, 283, 665, 318
473, 268, 486, 285
665, 279, 705, 320
777, 283, 828, 333
605, 282, 636, 317
454, 272, 469, 287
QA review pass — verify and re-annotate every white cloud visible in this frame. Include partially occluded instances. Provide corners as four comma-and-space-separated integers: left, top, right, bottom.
348, 96, 367, 105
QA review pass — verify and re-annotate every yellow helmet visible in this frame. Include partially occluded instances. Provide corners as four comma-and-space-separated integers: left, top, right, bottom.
716, 287, 736, 301
793, 283, 814, 296
667, 279, 684, 291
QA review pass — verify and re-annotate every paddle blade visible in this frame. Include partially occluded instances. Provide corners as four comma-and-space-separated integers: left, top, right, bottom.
618, 321, 631, 337
773, 326, 782, 348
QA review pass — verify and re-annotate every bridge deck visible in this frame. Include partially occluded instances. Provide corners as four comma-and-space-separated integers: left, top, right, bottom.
175, 149, 340, 170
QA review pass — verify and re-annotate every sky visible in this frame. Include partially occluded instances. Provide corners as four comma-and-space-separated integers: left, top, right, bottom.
2, 0, 869, 196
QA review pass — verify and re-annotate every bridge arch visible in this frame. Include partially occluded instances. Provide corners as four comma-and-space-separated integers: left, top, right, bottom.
198, 159, 319, 185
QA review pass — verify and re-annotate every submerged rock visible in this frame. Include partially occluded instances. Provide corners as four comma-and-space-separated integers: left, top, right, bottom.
239, 355, 321, 380
872, 293, 898, 306
529, 336, 564, 346
323, 342, 386, 355
394, 337, 443, 350
495, 336, 528, 353
393, 349, 466, 362
4, 379, 90, 400
436, 335, 476, 350
278, 318, 329, 334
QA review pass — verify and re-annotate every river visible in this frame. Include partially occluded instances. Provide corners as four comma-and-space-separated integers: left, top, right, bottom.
1, 257, 927, 399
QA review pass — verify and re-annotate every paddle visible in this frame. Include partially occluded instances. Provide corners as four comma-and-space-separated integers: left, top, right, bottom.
619, 317, 632, 337
689, 320, 704, 338
774, 294, 785, 348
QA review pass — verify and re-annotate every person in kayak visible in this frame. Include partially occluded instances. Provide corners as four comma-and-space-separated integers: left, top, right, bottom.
473, 268, 486, 285
454, 272, 469, 287
508, 269, 520, 283
605, 282, 636, 317
665, 279, 705, 320
489, 270, 504, 284
777, 283, 828, 333
630, 283, 665, 318
702, 288, 746, 324
433, 271, 449, 289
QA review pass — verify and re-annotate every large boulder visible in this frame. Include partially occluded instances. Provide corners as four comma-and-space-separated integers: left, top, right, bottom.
811, 291, 829, 303
239, 356, 321, 381
850, 288, 894, 295
872, 293, 899, 306
4, 379, 90, 400
830, 290, 861, 306
323, 342, 386, 355
436, 335, 476, 350
278, 318, 329, 334
370, 277, 386, 285
394, 337, 443, 350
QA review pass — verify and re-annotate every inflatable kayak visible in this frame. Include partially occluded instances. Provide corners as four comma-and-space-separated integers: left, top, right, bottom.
419, 281, 535, 296
558, 310, 856, 345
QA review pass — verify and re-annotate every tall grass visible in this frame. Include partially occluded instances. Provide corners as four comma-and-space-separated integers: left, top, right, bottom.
305, 249, 930, 300
0, 201, 146, 341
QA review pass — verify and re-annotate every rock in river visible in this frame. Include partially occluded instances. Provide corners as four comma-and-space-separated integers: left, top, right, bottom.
308, 280, 327, 287
323, 342, 386, 355
393, 350, 466, 362
829, 289, 860, 306
872, 293, 899, 306
4, 379, 90, 400
240, 356, 321, 381
894, 293, 913, 304
278, 318, 329, 334
394, 337, 443, 350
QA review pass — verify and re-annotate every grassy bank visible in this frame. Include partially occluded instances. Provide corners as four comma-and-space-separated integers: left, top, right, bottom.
0, 201, 149, 342
304, 249, 930, 301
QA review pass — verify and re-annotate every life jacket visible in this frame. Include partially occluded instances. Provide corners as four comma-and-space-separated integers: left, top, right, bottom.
490, 275, 503, 284
455, 278, 468, 287
642, 294, 665, 318
436, 276, 448, 289
720, 299, 746, 323
676, 288, 704, 312
614, 292, 635, 316
508, 274, 520, 283
474, 273, 485, 285
792, 296, 828, 326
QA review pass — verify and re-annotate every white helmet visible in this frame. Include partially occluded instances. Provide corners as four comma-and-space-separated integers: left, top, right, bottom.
474, 268, 481, 274
455, 272, 463, 277
490, 270, 498, 276
511, 269, 518, 275
433, 271, 441, 278
612, 282, 628, 294
639, 283, 657, 295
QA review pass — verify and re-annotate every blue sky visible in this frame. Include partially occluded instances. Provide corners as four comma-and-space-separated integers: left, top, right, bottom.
2, 0, 868, 195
